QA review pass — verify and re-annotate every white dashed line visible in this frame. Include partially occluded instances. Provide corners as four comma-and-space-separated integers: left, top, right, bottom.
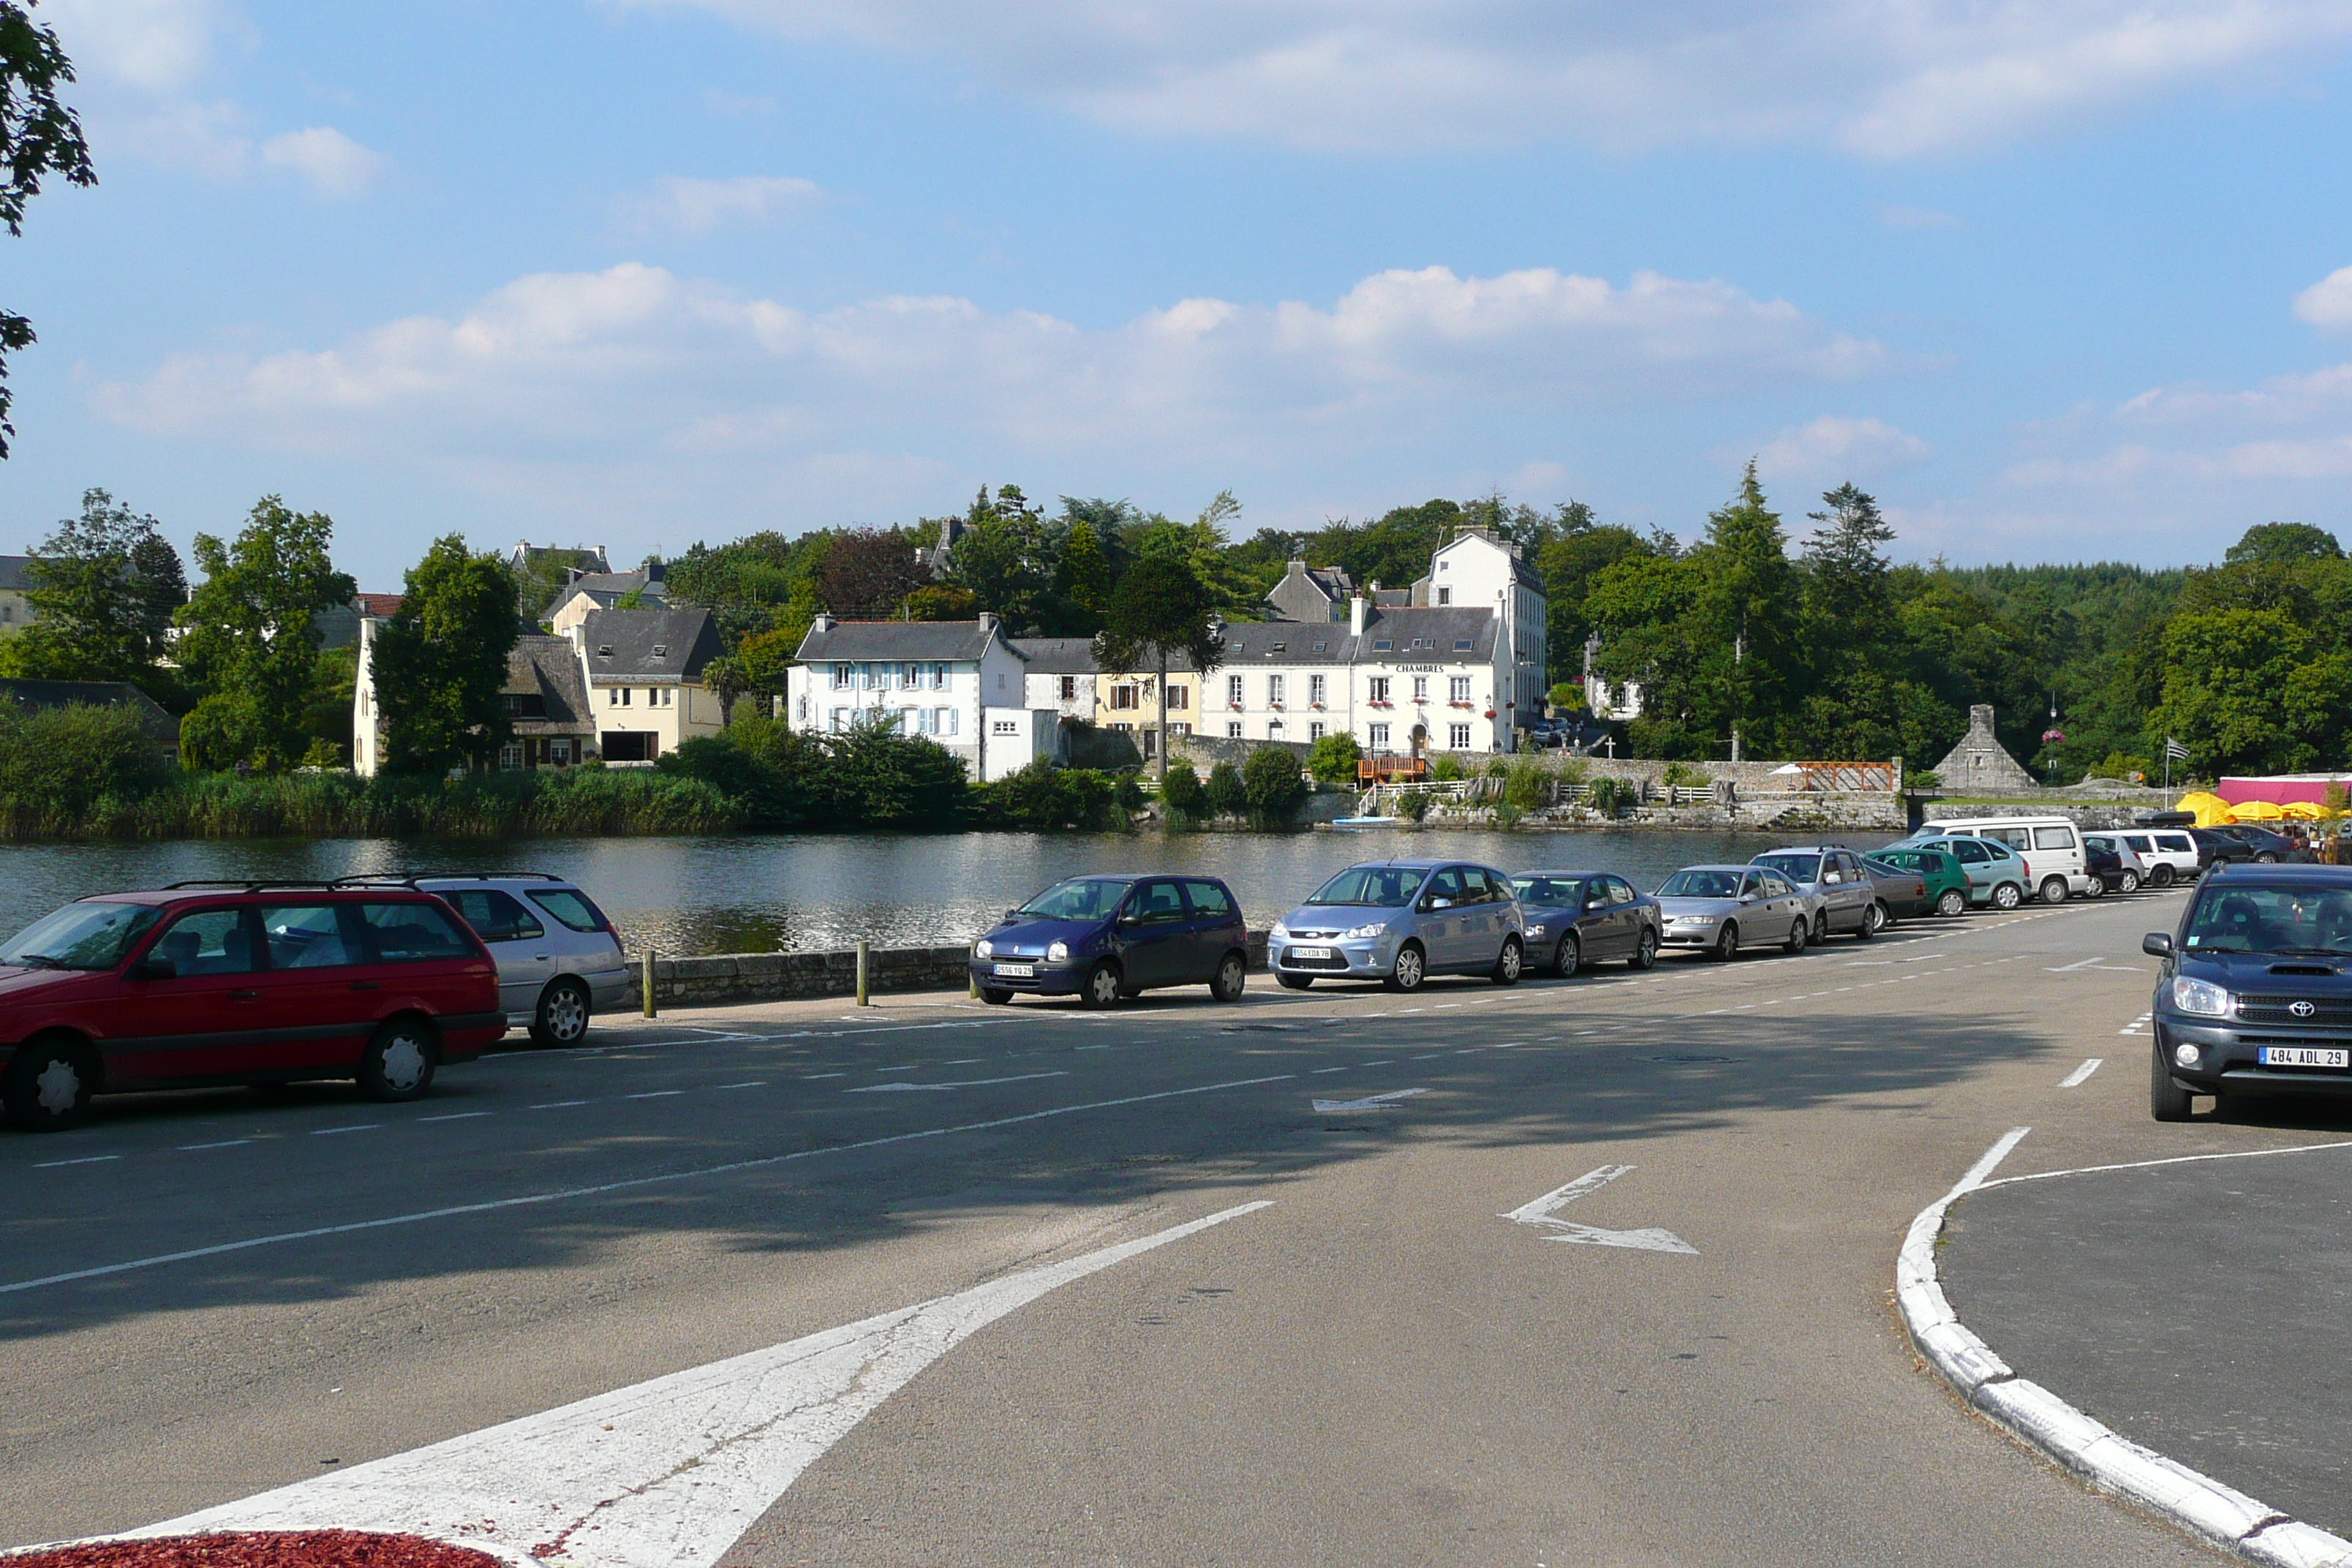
32, 1154, 118, 1169
310, 1125, 379, 1137
418, 1112, 491, 1123
2059, 1058, 2104, 1088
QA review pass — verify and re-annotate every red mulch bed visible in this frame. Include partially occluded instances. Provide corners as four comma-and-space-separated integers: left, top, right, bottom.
6, 1533, 510, 1567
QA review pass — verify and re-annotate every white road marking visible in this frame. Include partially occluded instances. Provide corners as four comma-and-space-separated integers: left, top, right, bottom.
177, 1139, 252, 1152
32, 1154, 118, 1169
1311, 1066, 1349, 1074
1311, 1088, 1429, 1113
848, 1071, 1070, 1094
1500, 1164, 1696, 1254
2117, 1012, 2153, 1036
1407, 1052, 1443, 1060
419, 1112, 491, 1123
110, 1201, 1276, 1567
0, 1074, 1297, 1298
310, 1125, 379, 1137
625, 1090, 684, 1100
1980, 1137, 2352, 1191
531, 1099, 591, 1108
2046, 957, 2104, 972
714, 1082, 765, 1090
799, 1074, 847, 1081
2058, 1058, 2104, 1088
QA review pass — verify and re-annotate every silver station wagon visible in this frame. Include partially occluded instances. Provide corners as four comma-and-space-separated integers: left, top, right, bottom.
1267, 859, 1526, 992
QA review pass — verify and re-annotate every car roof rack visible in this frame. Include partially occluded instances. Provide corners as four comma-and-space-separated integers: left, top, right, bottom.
164, 879, 344, 892
331, 872, 568, 886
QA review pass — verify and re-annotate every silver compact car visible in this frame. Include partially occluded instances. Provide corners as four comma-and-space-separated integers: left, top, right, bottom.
338, 873, 631, 1046
1654, 864, 1815, 960
1268, 859, 1526, 992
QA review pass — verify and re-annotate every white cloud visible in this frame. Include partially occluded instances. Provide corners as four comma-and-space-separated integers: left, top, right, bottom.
260, 127, 388, 197
2294, 265, 2352, 330
91, 261, 1885, 526
1752, 415, 1930, 479
107, 97, 252, 178
622, 174, 823, 235
635, 1, 2352, 156
46, 0, 231, 92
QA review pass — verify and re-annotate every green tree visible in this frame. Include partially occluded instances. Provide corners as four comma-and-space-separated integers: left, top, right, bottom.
2225, 523, 2342, 565
2150, 606, 2352, 773
1091, 554, 1223, 780
1241, 745, 1306, 824
946, 484, 1057, 631
1056, 518, 1113, 634
1305, 730, 1361, 783
1204, 760, 1247, 816
1688, 462, 1797, 758
812, 708, 969, 826
372, 535, 522, 772
1160, 760, 1207, 819
176, 497, 355, 772
1532, 503, 1660, 690
0, 1, 94, 458
0, 488, 183, 685
0, 701, 168, 821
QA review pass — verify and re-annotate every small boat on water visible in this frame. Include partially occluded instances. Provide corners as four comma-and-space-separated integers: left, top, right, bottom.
1327, 815, 1403, 828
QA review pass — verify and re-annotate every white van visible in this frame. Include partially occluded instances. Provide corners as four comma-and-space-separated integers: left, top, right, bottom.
1925, 815, 2090, 903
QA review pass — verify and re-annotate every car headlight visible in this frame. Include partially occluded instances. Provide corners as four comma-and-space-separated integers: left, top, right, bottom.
974, 938, 993, 958
2170, 976, 2230, 1017
1270, 922, 1289, 941
1342, 921, 1388, 940
1525, 923, 1547, 938
1047, 940, 1069, 962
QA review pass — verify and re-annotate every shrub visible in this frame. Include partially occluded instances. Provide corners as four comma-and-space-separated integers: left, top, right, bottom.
1431, 753, 1463, 782
1503, 758, 1551, 811
1241, 747, 1307, 825
809, 710, 970, 827
1484, 757, 1510, 778
1396, 788, 1429, 821
0, 703, 171, 829
972, 761, 1118, 830
1161, 764, 1207, 818
1114, 774, 1145, 812
1205, 761, 1248, 816
1305, 731, 1362, 783
1659, 761, 1711, 788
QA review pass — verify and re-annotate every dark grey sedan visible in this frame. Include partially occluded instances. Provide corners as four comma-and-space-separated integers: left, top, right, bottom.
1509, 871, 1663, 976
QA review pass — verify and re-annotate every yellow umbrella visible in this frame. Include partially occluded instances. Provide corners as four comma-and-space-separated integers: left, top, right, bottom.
2175, 790, 2232, 826
2281, 800, 2329, 820
2228, 799, 2287, 822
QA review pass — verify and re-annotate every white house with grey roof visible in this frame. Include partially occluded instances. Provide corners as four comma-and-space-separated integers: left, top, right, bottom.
785, 613, 1058, 782
1210, 599, 1511, 756
1409, 526, 1547, 723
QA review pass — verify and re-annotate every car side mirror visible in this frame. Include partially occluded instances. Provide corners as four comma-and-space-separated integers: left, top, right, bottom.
2142, 932, 2174, 958
132, 957, 176, 981
1003, 910, 1022, 921
1428, 897, 1454, 911
1117, 913, 1140, 929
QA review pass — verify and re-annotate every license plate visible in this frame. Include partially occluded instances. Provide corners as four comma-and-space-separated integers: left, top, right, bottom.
2258, 1045, 2348, 1068
992, 962, 1035, 977
1292, 946, 1333, 960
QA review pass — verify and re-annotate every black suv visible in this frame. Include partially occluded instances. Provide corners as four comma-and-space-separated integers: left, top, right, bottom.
2144, 864, 2352, 1120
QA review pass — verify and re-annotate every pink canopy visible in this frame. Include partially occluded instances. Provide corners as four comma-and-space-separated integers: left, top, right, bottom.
2217, 774, 2352, 807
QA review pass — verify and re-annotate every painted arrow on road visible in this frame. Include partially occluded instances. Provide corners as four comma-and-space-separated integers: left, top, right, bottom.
1501, 1164, 1697, 1255
1311, 1088, 1430, 1113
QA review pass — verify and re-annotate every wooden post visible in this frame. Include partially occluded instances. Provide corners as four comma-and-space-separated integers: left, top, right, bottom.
641, 948, 657, 1018
856, 940, 870, 1006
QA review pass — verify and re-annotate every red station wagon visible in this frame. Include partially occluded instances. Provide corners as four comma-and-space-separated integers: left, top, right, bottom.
0, 882, 508, 1132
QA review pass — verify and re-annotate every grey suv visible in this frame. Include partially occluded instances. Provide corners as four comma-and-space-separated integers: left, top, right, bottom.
337, 874, 630, 1047
1268, 859, 1526, 992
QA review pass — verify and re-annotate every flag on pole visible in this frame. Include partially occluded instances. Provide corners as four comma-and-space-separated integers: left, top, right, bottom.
2165, 737, 2190, 761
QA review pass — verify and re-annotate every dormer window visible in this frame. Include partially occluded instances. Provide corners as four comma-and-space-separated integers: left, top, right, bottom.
1270, 641, 1286, 652
1313, 641, 1327, 652
596, 644, 614, 657
1373, 638, 1393, 651
1453, 638, 1473, 651
651, 644, 668, 658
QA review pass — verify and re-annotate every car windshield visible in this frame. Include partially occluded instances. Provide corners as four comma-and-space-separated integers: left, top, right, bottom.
1, 900, 163, 970
1308, 865, 1428, 906
1752, 853, 1820, 882
1659, 870, 1741, 899
1511, 876, 1584, 906
1015, 878, 1130, 921
2183, 883, 2352, 954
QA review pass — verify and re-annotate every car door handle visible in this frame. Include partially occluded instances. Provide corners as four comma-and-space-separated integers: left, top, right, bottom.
350, 980, 379, 992
228, 989, 259, 1000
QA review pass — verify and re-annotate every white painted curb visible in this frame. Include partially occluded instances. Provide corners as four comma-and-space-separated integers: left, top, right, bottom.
1898, 1145, 2352, 1568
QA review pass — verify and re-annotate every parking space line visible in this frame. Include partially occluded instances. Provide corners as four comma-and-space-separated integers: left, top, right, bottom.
625, 1090, 685, 1100
419, 1112, 491, 1123
2058, 1058, 2103, 1088
178, 1139, 252, 1152
530, 1099, 591, 1109
32, 1154, 118, 1169
311, 1125, 380, 1137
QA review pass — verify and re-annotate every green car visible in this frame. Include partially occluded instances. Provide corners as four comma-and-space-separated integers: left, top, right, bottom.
1865, 846, 1971, 917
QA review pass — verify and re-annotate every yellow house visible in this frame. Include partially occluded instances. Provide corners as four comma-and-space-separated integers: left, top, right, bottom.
1095, 660, 1202, 763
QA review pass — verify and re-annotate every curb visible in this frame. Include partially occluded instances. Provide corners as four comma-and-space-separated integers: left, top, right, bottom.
1897, 1142, 2352, 1568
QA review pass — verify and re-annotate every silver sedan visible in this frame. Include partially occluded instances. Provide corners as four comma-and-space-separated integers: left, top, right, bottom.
1654, 864, 1816, 960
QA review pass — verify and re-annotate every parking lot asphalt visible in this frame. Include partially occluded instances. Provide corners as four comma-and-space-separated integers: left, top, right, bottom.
1, 884, 2337, 1566
1941, 1137, 2352, 1540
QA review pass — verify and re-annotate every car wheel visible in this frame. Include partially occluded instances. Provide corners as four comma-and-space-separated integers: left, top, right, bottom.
1813, 912, 1832, 944
1553, 932, 1581, 978
2119, 870, 2141, 894
2040, 876, 2069, 905
2081, 875, 2106, 900
2150, 1041, 2193, 1122
1782, 913, 1809, 954
2256, 851, 2280, 864
979, 986, 1014, 1005
1992, 881, 2023, 911
1277, 973, 1314, 990
2, 1035, 97, 1132
1935, 888, 1966, 917
1491, 935, 1523, 986
1211, 951, 1247, 1003
1385, 942, 1427, 992
1860, 902, 1885, 939
1080, 961, 1123, 1009
1629, 927, 1659, 970
359, 1017, 438, 1103
2152, 864, 2175, 888
1711, 924, 1738, 962
529, 977, 592, 1048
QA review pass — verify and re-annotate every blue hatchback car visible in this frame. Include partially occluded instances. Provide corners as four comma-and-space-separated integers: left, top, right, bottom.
970, 873, 1251, 1008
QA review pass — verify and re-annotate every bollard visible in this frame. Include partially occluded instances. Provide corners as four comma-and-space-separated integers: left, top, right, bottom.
642, 946, 657, 1018
855, 940, 870, 1006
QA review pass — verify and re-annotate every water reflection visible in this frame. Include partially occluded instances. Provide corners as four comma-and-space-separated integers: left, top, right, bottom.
0, 826, 1896, 957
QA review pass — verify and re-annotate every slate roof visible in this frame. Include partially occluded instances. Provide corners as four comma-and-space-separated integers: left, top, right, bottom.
578, 606, 726, 682
511, 542, 610, 576
502, 635, 595, 734
794, 618, 1007, 663
0, 555, 30, 592
563, 570, 667, 600
1009, 636, 1101, 673
1213, 606, 1499, 667
0, 677, 180, 751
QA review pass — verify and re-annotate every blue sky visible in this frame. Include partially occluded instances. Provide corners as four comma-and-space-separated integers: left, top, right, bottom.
6, 0, 2352, 588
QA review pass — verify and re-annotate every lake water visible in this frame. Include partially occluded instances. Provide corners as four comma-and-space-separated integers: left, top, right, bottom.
0, 826, 1903, 957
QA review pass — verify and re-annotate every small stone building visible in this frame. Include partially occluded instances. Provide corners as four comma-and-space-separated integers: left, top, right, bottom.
1933, 704, 2038, 791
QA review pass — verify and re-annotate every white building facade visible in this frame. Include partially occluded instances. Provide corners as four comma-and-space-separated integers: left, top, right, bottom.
1411, 526, 1548, 728
1204, 600, 1512, 756
785, 614, 1057, 783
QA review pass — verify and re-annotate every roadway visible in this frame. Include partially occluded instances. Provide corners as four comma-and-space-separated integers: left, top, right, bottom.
0, 885, 2327, 1565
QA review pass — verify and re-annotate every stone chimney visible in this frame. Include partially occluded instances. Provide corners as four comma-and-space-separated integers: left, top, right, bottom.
1349, 594, 1368, 636
979, 611, 1000, 640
